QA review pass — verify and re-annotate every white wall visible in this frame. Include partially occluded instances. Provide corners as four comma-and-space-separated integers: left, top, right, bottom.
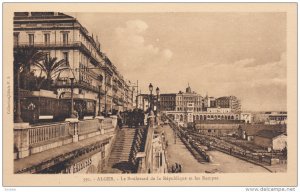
272, 135, 287, 151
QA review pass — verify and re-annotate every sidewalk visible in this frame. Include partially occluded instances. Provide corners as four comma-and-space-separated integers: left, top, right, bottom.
164, 124, 209, 173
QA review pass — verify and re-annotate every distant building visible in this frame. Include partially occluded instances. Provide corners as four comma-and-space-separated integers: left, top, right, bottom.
238, 124, 286, 141
175, 85, 203, 112
252, 111, 287, 125
265, 111, 287, 125
195, 120, 242, 137
160, 85, 241, 124
215, 96, 241, 113
207, 107, 232, 113
136, 94, 150, 111
253, 130, 287, 151
160, 94, 176, 111
240, 112, 252, 124
203, 96, 216, 108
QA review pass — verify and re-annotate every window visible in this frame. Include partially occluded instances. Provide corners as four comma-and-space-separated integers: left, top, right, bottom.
44, 33, 50, 45
62, 33, 68, 45
28, 34, 34, 45
14, 32, 19, 46
63, 52, 69, 66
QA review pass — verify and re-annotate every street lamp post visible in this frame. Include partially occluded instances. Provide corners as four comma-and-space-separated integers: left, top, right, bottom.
156, 87, 160, 113
156, 87, 160, 125
15, 69, 23, 123
98, 84, 102, 116
149, 83, 153, 111
70, 77, 76, 118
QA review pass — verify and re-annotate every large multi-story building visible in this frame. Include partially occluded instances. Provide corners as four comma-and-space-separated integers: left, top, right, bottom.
160, 94, 176, 111
160, 85, 242, 124
160, 85, 203, 113
176, 85, 203, 112
13, 12, 134, 114
215, 96, 241, 113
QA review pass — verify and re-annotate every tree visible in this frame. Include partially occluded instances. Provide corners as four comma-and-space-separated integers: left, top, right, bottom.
13, 46, 45, 123
26, 71, 47, 91
34, 56, 68, 90
14, 46, 45, 89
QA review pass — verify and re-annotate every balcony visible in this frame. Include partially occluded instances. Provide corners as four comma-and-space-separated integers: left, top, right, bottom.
14, 42, 100, 65
112, 97, 123, 106
54, 80, 105, 95
102, 66, 113, 76
78, 65, 101, 80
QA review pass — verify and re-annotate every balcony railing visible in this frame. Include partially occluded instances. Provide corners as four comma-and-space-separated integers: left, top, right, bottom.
54, 81, 105, 95
137, 125, 154, 173
79, 66, 100, 80
14, 42, 100, 65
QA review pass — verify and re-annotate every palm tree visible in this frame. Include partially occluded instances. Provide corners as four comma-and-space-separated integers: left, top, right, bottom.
14, 46, 45, 89
34, 56, 68, 90
13, 46, 45, 123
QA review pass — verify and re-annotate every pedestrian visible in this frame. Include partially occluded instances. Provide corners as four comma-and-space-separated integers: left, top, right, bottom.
179, 164, 182, 172
175, 163, 179, 172
138, 109, 144, 126
123, 110, 128, 126
134, 109, 139, 127
76, 103, 83, 119
171, 165, 175, 173
128, 109, 133, 128
141, 111, 145, 126
117, 111, 123, 129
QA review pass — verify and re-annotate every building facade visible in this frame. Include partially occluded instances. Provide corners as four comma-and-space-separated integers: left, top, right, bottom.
253, 130, 287, 151
160, 94, 176, 111
215, 96, 241, 113
240, 112, 252, 124
252, 111, 288, 125
160, 85, 242, 124
265, 112, 287, 125
195, 120, 241, 137
14, 12, 134, 115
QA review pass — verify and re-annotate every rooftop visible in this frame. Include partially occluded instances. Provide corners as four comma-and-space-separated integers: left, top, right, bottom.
14, 12, 73, 19
255, 130, 287, 139
240, 124, 287, 136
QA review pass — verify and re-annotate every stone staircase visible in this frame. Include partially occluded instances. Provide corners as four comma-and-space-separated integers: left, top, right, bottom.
102, 128, 137, 173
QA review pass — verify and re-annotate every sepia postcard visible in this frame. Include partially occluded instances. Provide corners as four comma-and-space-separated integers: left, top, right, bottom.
2, 2, 298, 187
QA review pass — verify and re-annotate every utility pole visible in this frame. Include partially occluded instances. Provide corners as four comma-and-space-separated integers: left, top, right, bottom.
136, 80, 139, 108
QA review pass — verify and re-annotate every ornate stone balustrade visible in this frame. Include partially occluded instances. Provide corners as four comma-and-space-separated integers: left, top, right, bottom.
78, 119, 101, 135
14, 116, 116, 160
136, 115, 156, 173
28, 122, 70, 145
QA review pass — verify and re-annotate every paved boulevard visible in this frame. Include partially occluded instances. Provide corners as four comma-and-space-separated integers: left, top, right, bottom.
163, 124, 269, 173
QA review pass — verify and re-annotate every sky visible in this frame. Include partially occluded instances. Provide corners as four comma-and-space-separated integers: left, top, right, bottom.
67, 12, 287, 111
